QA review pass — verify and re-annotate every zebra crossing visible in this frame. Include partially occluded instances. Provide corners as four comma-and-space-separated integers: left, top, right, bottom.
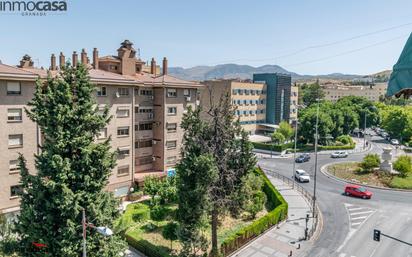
338, 253, 356, 257
344, 203, 376, 229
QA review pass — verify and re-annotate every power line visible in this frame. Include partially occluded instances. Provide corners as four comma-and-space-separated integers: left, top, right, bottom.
283, 34, 408, 68
207, 21, 412, 65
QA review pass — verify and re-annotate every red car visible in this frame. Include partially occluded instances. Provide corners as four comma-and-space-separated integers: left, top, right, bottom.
344, 184, 372, 199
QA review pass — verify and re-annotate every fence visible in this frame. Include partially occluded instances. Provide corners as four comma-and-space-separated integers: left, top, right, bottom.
260, 168, 320, 240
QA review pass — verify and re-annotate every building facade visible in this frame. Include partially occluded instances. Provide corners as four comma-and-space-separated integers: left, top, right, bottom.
0, 40, 201, 214
253, 73, 292, 124
322, 83, 387, 102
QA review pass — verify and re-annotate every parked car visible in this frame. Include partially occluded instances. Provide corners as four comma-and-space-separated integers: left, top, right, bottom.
295, 169, 311, 183
331, 151, 349, 158
391, 139, 399, 145
295, 153, 310, 163
344, 184, 372, 199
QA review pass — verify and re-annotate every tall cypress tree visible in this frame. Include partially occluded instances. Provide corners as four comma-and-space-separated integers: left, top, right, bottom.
15, 64, 126, 257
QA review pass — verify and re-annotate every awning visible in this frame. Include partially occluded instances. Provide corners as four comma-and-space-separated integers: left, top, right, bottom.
259, 123, 280, 130
387, 33, 412, 97
248, 134, 272, 143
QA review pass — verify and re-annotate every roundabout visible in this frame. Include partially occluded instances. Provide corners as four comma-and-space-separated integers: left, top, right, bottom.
258, 134, 412, 257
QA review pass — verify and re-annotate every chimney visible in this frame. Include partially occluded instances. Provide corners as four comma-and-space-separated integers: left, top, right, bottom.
150, 58, 156, 75
50, 54, 57, 70
93, 48, 99, 69
59, 52, 65, 69
81, 49, 87, 65
162, 57, 168, 75
19, 54, 34, 68
72, 51, 78, 67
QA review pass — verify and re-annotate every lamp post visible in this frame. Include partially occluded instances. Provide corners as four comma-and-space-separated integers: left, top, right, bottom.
292, 119, 299, 189
363, 111, 367, 149
82, 208, 113, 257
312, 99, 321, 219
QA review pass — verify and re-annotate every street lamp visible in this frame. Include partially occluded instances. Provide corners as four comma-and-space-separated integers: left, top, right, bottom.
312, 98, 321, 219
82, 208, 113, 257
292, 119, 298, 188
363, 106, 377, 149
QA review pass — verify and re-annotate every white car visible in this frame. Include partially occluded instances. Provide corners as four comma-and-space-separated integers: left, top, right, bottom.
295, 169, 311, 183
391, 139, 399, 145
331, 151, 349, 158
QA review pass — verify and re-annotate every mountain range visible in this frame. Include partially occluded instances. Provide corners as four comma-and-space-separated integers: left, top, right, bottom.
168, 64, 377, 82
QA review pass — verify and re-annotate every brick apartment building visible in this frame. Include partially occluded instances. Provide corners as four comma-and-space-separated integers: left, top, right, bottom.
0, 40, 202, 214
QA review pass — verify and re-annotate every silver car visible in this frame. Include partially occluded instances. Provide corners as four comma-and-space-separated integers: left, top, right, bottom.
331, 151, 349, 158
295, 169, 311, 183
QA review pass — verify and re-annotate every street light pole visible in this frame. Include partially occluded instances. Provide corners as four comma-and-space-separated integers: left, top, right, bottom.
363, 111, 367, 149
312, 99, 320, 219
292, 118, 298, 189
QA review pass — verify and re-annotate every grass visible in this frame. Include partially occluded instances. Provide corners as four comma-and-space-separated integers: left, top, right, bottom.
327, 162, 412, 189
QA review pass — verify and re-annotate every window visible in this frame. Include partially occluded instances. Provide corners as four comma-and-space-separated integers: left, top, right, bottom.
167, 123, 177, 133
97, 86, 107, 96
117, 146, 130, 157
250, 100, 254, 105
7, 82, 21, 95
138, 156, 153, 165
167, 89, 177, 97
117, 126, 130, 137
118, 87, 129, 96
114, 186, 129, 197
166, 140, 177, 150
97, 128, 107, 139
166, 156, 177, 165
260, 100, 264, 104
183, 89, 190, 96
239, 89, 244, 95
8, 134, 23, 147
140, 89, 153, 96
237, 100, 242, 105
137, 107, 153, 113
9, 160, 19, 172
7, 109, 22, 122
136, 140, 153, 148
138, 123, 153, 131
110, 65, 118, 71
117, 165, 130, 176
116, 107, 129, 118
232, 89, 238, 95
10, 185, 22, 198
97, 105, 106, 115
167, 107, 177, 115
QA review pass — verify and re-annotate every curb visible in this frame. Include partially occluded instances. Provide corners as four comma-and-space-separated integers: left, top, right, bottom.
320, 162, 412, 192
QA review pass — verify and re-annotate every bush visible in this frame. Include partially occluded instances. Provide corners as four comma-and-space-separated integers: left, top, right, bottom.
360, 154, 381, 172
125, 235, 172, 257
162, 222, 179, 249
129, 191, 144, 201
150, 205, 168, 221
220, 168, 288, 256
144, 176, 177, 205
132, 204, 150, 222
336, 135, 353, 145
393, 155, 412, 177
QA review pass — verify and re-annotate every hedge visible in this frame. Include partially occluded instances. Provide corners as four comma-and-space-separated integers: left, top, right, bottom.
253, 142, 355, 153
252, 142, 293, 152
219, 168, 288, 256
125, 234, 172, 257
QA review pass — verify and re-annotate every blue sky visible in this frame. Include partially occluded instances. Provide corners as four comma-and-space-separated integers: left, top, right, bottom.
1, 0, 412, 75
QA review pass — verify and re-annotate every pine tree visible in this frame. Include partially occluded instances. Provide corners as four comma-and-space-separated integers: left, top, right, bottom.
14, 64, 126, 257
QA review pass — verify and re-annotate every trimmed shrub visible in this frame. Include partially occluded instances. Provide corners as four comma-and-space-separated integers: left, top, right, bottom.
150, 205, 168, 221
360, 154, 381, 173
132, 204, 150, 222
393, 155, 412, 178
129, 191, 144, 201
125, 235, 172, 257
336, 135, 353, 145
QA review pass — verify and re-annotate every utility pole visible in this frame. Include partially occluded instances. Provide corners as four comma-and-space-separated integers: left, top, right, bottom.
312, 99, 320, 219
292, 118, 298, 189
363, 110, 367, 149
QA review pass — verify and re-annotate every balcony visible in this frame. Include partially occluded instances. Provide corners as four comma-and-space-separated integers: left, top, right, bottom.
135, 113, 154, 122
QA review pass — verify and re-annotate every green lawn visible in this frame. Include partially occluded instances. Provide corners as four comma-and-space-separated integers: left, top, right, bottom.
389, 173, 412, 189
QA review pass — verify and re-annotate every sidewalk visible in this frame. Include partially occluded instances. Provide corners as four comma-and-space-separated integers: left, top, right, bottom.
231, 175, 315, 257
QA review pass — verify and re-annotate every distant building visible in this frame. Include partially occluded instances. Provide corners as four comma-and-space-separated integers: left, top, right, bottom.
290, 84, 299, 121
322, 83, 387, 102
253, 73, 292, 125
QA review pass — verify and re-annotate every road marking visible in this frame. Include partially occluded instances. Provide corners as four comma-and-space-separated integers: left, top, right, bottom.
338, 253, 346, 257
351, 216, 368, 220
351, 222, 362, 226
347, 207, 362, 211
350, 210, 374, 216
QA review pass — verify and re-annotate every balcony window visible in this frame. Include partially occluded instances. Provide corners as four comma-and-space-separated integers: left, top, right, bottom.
137, 107, 153, 113
232, 89, 238, 95
138, 123, 153, 131
183, 89, 190, 96
138, 156, 153, 165
117, 87, 129, 96
97, 86, 107, 96
7, 108, 22, 122
166, 140, 177, 150
167, 107, 177, 116
8, 134, 23, 147
7, 82, 21, 95
167, 89, 177, 98
97, 128, 107, 139
117, 165, 130, 176
167, 123, 177, 133
117, 146, 130, 157
10, 185, 22, 198
116, 107, 130, 118
140, 89, 153, 96
136, 140, 153, 148
166, 156, 177, 165
117, 126, 130, 137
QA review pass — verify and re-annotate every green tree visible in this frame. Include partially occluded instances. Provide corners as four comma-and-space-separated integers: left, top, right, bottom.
360, 154, 381, 173
380, 107, 412, 142
271, 131, 285, 145
277, 121, 294, 141
162, 222, 179, 250
242, 173, 266, 219
14, 64, 126, 257
301, 82, 325, 107
393, 155, 412, 178
299, 105, 334, 145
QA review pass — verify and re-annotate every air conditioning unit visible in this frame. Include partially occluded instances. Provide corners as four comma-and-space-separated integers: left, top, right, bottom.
115, 92, 120, 98
149, 95, 154, 100
148, 113, 154, 119
185, 96, 191, 101
196, 100, 200, 106
152, 140, 157, 145
152, 156, 156, 161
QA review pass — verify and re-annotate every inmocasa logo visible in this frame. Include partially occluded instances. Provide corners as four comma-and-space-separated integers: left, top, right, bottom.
0, 0, 67, 16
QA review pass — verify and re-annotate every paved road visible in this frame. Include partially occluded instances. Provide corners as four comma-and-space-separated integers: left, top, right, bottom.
258, 135, 412, 257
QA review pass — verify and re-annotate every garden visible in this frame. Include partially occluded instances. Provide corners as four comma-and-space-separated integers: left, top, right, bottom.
115, 168, 288, 257
326, 154, 412, 189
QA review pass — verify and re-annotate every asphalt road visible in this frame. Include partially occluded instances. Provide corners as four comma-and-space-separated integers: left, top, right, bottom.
258, 135, 412, 257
